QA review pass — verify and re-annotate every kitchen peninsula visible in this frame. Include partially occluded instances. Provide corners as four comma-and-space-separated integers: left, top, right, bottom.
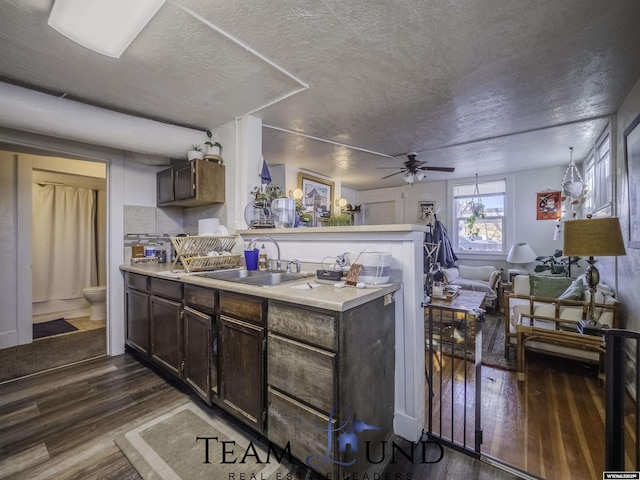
120, 260, 398, 478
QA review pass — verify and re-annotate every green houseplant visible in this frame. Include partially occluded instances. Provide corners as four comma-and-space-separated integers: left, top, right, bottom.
204, 130, 222, 157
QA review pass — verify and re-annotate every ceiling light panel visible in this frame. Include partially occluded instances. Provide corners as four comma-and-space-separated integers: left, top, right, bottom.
48, 0, 166, 58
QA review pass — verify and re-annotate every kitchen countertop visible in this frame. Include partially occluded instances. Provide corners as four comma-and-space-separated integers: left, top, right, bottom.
120, 263, 400, 312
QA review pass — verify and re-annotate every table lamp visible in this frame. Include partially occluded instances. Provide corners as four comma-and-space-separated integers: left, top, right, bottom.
506, 243, 537, 282
563, 215, 626, 327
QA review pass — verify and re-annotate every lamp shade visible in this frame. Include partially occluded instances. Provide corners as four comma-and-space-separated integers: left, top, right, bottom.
506, 243, 537, 263
563, 217, 626, 257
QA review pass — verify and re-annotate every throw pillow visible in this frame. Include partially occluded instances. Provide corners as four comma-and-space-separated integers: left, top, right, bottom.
489, 270, 502, 290
558, 278, 586, 300
529, 275, 573, 298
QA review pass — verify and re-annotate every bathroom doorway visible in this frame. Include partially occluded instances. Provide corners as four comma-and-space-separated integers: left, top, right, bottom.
0, 148, 114, 382
30, 157, 107, 347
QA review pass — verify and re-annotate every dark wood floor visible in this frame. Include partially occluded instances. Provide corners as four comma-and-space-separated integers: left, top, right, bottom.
428, 349, 638, 480
0, 353, 519, 480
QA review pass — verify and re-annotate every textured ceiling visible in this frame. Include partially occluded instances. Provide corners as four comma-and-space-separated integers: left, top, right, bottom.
1, 0, 640, 190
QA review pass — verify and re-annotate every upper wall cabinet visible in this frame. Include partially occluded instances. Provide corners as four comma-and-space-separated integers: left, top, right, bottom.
157, 159, 225, 207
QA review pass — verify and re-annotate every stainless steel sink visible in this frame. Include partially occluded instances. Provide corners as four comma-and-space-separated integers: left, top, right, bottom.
190, 269, 312, 286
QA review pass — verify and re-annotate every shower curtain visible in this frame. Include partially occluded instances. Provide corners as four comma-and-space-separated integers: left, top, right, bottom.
32, 184, 97, 302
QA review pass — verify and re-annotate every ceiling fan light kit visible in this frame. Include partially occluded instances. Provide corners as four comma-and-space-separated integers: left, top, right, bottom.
378, 152, 455, 184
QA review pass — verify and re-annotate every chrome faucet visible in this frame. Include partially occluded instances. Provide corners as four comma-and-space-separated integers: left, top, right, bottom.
286, 259, 301, 274
248, 236, 281, 270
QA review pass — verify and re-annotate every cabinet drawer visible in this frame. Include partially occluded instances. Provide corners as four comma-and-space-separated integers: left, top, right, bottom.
268, 387, 336, 466
268, 333, 335, 414
150, 277, 182, 301
184, 284, 216, 314
219, 291, 264, 323
268, 302, 336, 351
126, 272, 148, 292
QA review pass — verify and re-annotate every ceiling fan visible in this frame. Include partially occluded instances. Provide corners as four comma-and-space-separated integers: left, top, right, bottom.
379, 153, 455, 184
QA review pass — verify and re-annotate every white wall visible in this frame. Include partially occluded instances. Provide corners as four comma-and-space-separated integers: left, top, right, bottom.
356, 167, 571, 274
615, 76, 640, 331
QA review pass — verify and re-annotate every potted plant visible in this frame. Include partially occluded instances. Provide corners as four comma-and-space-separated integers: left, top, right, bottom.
204, 130, 222, 159
187, 144, 204, 161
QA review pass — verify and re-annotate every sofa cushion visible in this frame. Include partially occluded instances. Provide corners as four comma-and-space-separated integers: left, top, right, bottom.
458, 265, 496, 281
513, 275, 530, 295
558, 278, 586, 300
450, 278, 497, 300
443, 267, 459, 283
529, 275, 573, 298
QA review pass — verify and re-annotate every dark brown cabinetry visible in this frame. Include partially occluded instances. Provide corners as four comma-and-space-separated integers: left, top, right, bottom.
149, 278, 183, 377
266, 298, 395, 479
183, 284, 218, 404
156, 159, 225, 207
219, 291, 266, 433
125, 273, 150, 355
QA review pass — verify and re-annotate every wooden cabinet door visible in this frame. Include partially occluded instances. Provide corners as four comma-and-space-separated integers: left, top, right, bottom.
174, 162, 195, 201
156, 167, 174, 205
220, 315, 265, 433
150, 295, 183, 377
125, 288, 149, 355
183, 306, 215, 404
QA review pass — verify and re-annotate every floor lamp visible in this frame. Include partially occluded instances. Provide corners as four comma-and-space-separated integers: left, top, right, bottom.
563, 215, 626, 329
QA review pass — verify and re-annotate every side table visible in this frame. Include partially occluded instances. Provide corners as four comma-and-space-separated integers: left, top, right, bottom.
499, 282, 513, 315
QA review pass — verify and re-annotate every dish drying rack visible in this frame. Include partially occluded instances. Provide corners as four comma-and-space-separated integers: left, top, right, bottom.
170, 235, 240, 272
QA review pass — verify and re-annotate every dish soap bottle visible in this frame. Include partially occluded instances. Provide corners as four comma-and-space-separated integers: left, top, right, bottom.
258, 244, 268, 271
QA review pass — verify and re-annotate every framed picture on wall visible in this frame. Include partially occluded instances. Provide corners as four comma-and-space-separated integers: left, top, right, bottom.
536, 191, 562, 220
624, 112, 640, 248
298, 173, 334, 215
418, 201, 437, 224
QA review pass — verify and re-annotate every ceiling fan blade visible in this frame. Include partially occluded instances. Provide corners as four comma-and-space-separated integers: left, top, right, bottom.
380, 171, 405, 179
422, 166, 455, 172
377, 167, 404, 169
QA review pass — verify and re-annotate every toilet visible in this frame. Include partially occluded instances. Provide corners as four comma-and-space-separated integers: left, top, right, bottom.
81, 286, 107, 321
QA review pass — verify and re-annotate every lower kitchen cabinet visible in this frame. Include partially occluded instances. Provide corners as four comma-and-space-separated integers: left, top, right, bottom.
220, 316, 266, 432
183, 284, 218, 404
219, 291, 267, 434
183, 306, 213, 403
125, 287, 150, 355
149, 295, 182, 377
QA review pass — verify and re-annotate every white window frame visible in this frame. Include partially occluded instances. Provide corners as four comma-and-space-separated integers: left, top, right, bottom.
583, 125, 613, 217
449, 175, 510, 257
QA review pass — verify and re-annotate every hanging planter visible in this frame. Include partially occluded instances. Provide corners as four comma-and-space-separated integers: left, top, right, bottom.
465, 174, 486, 238
561, 147, 587, 217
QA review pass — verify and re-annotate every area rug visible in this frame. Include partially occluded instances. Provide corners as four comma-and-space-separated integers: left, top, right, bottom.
427, 313, 516, 371
0, 328, 106, 382
115, 402, 297, 480
33, 318, 78, 339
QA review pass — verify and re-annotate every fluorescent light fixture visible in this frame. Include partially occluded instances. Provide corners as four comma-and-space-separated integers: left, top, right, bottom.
48, 0, 166, 58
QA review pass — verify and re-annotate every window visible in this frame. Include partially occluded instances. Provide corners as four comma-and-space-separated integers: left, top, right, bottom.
584, 129, 612, 216
453, 178, 506, 253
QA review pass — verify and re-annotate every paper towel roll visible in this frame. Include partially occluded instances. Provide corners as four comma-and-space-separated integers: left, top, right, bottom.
198, 218, 220, 235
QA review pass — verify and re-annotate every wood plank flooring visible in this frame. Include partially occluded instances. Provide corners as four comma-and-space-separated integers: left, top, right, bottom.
0, 353, 518, 480
428, 350, 638, 480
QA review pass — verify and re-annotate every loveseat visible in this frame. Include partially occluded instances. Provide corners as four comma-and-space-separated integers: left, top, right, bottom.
442, 265, 502, 309
505, 274, 620, 378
